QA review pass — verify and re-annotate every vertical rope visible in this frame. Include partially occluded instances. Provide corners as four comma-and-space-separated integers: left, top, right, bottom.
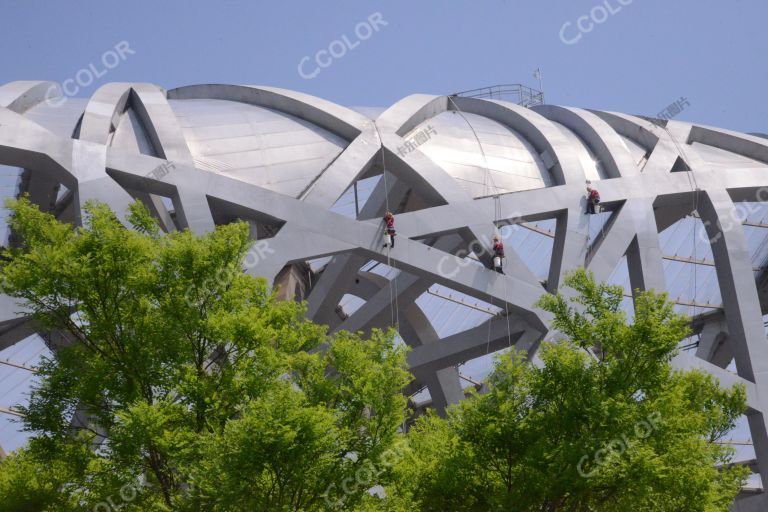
503, 272, 512, 347
662, 123, 699, 317
448, 97, 516, 355
372, 120, 399, 329
447, 96, 500, 202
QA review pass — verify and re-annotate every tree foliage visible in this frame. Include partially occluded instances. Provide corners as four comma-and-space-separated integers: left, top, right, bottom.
0, 198, 411, 511
0, 199, 749, 512
385, 269, 747, 512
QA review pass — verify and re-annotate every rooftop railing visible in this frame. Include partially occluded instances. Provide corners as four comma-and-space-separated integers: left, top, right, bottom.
451, 83, 545, 108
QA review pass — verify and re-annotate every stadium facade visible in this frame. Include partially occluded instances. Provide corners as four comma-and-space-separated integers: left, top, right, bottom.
0, 81, 767, 509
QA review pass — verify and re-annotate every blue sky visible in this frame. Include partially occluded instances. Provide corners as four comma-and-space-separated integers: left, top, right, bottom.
1, 0, 765, 133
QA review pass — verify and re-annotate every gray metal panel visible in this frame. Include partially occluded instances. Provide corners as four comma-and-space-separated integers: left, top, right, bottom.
403, 110, 551, 197
23, 99, 87, 137
692, 141, 768, 171
111, 107, 158, 156
547, 119, 607, 181
167, 98, 347, 197
1, 80, 768, 506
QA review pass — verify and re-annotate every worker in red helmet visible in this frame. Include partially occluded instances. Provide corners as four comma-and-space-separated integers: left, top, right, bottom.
586, 186, 601, 214
383, 212, 396, 248
491, 234, 504, 274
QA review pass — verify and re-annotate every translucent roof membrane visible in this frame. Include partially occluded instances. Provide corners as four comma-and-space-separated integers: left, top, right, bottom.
338, 294, 365, 317
409, 386, 431, 405
0, 335, 50, 452
329, 175, 380, 219
503, 219, 554, 282
657, 214, 720, 316
0, 165, 23, 245
361, 259, 400, 281
734, 201, 768, 269
459, 352, 504, 386
415, 284, 499, 339
308, 175, 381, 273
338, 260, 402, 318
606, 256, 637, 321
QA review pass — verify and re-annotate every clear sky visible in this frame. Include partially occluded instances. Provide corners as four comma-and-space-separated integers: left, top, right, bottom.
0, 0, 765, 133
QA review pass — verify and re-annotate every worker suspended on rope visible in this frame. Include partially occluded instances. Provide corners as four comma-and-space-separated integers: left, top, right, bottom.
491, 234, 505, 274
383, 211, 396, 248
586, 185, 601, 214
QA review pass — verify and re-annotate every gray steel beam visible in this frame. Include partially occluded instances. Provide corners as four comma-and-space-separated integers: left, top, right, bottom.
4, 83, 768, 504
699, 189, 768, 495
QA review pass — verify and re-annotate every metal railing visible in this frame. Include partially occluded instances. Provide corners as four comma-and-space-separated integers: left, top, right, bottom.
451, 83, 545, 108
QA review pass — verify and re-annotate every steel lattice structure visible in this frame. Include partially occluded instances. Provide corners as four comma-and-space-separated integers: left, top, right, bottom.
1, 81, 768, 509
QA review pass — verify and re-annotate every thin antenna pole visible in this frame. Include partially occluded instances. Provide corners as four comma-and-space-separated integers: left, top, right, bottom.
534, 68, 544, 103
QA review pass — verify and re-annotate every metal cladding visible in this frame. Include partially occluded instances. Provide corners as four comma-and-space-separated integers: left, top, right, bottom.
1, 81, 768, 508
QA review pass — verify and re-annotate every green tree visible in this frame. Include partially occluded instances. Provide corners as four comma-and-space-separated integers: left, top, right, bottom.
385, 269, 747, 512
0, 198, 411, 511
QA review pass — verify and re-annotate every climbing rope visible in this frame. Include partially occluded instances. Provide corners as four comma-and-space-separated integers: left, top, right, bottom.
661, 122, 700, 317
371, 120, 400, 330
503, 272, 512, 347
447, 96, 539, 192
448, 96, 496, 198
445, 97, 517, 354
584, 181, 608, 264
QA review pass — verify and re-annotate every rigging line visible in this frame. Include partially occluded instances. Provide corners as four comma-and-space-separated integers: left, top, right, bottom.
371, 120, 391, 215
692, 204, 698, 317
660, 121, 699, 192
388, 252, 395, 327
495, 196, 502, 234
584, 196, 609, 266
448, 97, 518, 356
692, 172, 700, 317
586, 208, 592, 259
392, 261, 400, 330
485, 297, 495, 355
599, 203, 607, 247
371, 119, 400, 329
661, 123, 700, 194
484, 273, 513, 354
449, 166, 550, 184
447, 95, 507, 287
661, 123, 700, 316
503, 265, 512, 348
753, 221, 768, 269
585, 202, 607, 261
403, 100, 518, 356
750, 204, 768, 258
447, 96, 502, 205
